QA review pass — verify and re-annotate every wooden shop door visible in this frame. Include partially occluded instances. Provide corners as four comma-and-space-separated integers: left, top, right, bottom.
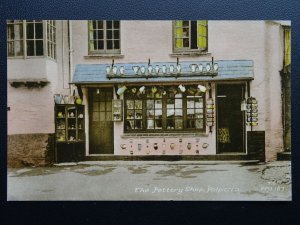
217, 84, 245, 153
89, 88, 114, 154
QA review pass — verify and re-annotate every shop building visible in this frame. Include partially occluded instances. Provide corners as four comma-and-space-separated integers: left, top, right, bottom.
7, 20, 291, 166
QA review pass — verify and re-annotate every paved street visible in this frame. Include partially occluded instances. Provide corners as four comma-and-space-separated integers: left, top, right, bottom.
7, 161, 291, 201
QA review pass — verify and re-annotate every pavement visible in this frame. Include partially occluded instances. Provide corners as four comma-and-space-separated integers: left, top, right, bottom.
7, 160, 291, 201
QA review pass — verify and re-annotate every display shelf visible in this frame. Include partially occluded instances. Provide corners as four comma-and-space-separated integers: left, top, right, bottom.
54, 104, 85, 163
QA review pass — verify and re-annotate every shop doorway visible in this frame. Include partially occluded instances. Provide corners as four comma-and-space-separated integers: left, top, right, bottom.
89, 88, 114, 154
217, 84, 245, 153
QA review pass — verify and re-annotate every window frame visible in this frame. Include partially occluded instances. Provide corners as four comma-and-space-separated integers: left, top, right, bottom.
124, 86, 206, 133
172, 20, 208, 54
88, 20, 121, 55
7, 20, 56, 60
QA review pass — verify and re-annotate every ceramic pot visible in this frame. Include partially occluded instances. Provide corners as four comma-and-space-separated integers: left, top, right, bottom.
54, 94, 63, 104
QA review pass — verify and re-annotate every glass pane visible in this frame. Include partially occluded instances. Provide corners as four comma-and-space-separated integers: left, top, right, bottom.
107, 30, 112, 39
187, 97, 195, 107
106, 101, 112, 111
114, 40, 120, 49
175, 99, 182, 108
175, 119, 183, 129
155, 99, 162, 108
93, 112, 99, 121
135, 120, 143, 129
126, 120, 134, 130
93, 31, 97, 40
97, 21, 103, 29
147, 120, 155, 129
135, 110, 142, 119
147, 110, 154, 118
7, 41, 14, 56
97, 40, 104, 49
114, 30, 119, 39
195, 113, 203, 119
155, 109, 162, 117
127, 110, 134, 119
107, 40, 113, 49
175, 109, 182, 116
36, 40, 43, 55
106, 112, 112, 121
127, 100, 134, 109
187, 109, 194, 115
167, 119, 175, 129
98, 30, 103, 39
155, 118, 162, 129
7, 25, 14, 39
26, 23, 34, 39
195, 98, 203, 108
195, 119, 203, 129
100, 112, 105, 121
182, 28, 189, 37
167, 109, 175, 117
93, 102, 99, 111
183, 20, 189, 26
106, 21, 113, 29
15, 40, 24, 56
35, 23, 43, 39
92, 21, 97, 29
195, 108, 203, 113
99, 91, 105, 99
26, 40, 34, 56
147, 100, 154, 109
113, 21, 120, 29
175, 93, 182, 98
135, 100, 142, 109
167, 99, 174, 108
183, 38, 189, 47
99, 102, 105, 111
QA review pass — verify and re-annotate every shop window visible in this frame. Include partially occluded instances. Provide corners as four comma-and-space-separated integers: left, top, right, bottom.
7, 20, 56, 59
124, 86, 205, 132
88, 20, 121, 55
173, 20, 207, 53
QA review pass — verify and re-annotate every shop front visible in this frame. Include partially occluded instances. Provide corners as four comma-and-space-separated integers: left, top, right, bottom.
71, 59, 258, 160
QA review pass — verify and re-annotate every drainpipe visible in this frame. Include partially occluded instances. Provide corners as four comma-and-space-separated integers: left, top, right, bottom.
68, 20, 73, 95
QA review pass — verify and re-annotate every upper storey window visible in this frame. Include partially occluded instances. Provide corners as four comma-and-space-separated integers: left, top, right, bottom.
173, 20, 207, 53
88, 20, 121, 55
7, 20, 56, 59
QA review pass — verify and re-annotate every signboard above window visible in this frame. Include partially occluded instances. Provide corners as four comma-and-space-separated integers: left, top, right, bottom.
106, 59, 218, 79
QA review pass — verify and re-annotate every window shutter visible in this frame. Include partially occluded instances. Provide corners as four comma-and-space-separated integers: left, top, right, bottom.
197, 20, 207, 49
284, 28, 291, 67
175, 20, 183, 48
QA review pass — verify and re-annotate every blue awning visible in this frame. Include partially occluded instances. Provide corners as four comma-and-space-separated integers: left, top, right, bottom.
72, 60, 254, 85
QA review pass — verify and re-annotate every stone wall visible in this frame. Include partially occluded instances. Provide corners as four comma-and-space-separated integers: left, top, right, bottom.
8, 133, 54, 167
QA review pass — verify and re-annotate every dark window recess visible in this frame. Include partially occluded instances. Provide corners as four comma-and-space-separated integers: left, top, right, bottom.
191, 21, 198, 49
27, 40, 34, 56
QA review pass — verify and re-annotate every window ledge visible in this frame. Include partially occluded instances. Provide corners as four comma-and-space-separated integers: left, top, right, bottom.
121, 132, 209, 138
170, 52, 211, 57
84, 54, 124, 59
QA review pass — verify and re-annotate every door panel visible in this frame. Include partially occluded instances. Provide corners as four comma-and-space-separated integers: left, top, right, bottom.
217, 84, 245, 153
89, 88, 114, 154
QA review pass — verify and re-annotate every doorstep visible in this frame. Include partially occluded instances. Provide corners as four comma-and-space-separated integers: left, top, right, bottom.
84, 154, 251, 161
277, 151, 291, 161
